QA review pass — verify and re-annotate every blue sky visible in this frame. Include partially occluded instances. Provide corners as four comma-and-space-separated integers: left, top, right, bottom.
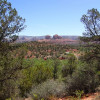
8, 0, 100, 36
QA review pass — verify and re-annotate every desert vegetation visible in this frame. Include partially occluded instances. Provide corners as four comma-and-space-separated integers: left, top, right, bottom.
0, 0, 100, 100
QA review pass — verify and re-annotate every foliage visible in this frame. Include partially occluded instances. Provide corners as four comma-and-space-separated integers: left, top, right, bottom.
65, 62, 99, 95
81, 8, 100, 41
52, 59, 60, 80
31, 61, 53, 84
78, 9, 100, 96
0, 42, 28, 99
0, 0, 26, 99
19, 59, 53, 97
1, 4, 100, 100
74, 90, 84, 100
80, 8, 100, 64
62, 54, 77, 77
30, 79, 65, 100
25, 41, 70, 59
0, 0, 25, 42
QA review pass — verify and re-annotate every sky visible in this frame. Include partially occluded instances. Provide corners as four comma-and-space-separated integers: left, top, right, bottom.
8, 0, 100, 36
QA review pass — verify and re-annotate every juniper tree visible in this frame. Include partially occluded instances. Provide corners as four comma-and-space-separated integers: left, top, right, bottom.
0, 0, 26, 99
0, 0, 25, 42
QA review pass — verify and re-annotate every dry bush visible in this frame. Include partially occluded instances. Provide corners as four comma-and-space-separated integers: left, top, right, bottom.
30, 79, 65, 100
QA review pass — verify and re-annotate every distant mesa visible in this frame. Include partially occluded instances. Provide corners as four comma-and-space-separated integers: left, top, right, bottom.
53, 34, 62, 39
45, 34, 62, 39
45, 35, 51, 39
16, 35, 79, 44
21, 37, 26, 40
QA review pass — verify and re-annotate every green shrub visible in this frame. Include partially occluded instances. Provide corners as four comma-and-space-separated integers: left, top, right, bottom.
52, 59, 60, 80
19, 60, 53, 97
62, 54, 77, 78
32, 63, 53, 84
74, 90, 84, 100
30, 79, 65, 100
65, 63, 99, 95
0, 43, 28, 100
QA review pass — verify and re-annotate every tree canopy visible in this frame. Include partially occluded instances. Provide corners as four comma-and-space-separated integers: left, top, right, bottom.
0, 0, 25, 42
80, 8, 100, 69
0, 1, 26, 99
81, 8, 100, 42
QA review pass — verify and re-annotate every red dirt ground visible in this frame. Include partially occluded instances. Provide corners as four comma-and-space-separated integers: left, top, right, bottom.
25, 93, 99, 100
58, 93, 99, 100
